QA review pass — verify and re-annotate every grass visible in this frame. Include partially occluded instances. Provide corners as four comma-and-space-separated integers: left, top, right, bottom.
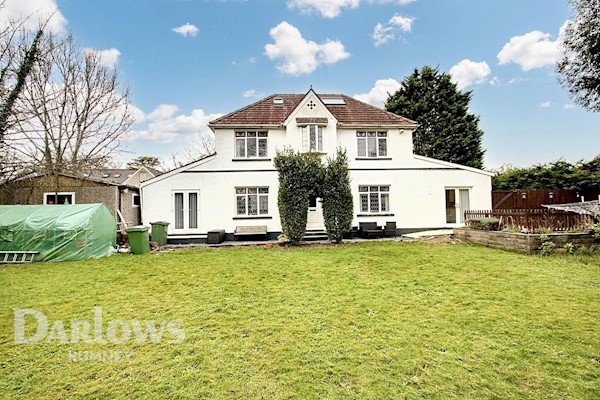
0, 241, 598, 399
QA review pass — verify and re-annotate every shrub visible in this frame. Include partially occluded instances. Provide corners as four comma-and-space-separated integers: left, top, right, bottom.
467, 217, 502, 231
274, 149, 324, 245
539, 235, 556, 256
502, 225, 522, 233
563, 242, 575, 255
322, 148, 353, 243
587, 224, 600, 241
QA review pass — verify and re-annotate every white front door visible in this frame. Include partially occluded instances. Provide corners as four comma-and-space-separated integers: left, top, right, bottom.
306, 195, 324, 230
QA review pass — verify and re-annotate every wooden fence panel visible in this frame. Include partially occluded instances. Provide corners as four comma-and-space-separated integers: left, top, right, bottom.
492, 190, 578, 209
465, 209, 593, 232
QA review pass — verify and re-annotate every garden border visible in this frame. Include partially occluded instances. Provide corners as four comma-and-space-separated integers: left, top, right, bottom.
454, 228, 596, 254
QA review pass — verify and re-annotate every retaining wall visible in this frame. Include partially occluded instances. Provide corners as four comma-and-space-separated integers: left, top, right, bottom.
454, 228, 596, 254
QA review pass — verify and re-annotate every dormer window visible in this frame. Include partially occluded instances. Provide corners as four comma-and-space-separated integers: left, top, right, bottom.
235, 131, 268, 158
307, 125, 323, 152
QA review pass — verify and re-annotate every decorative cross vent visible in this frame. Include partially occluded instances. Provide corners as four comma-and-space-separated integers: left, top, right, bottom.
307, 100, 316, 110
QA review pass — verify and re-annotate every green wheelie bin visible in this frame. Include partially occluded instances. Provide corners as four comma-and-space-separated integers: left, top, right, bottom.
150, 221, 170, 246
126, 225, 150, 254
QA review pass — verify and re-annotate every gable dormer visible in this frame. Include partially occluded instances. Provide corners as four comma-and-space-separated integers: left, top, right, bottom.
283, 89, 338, 154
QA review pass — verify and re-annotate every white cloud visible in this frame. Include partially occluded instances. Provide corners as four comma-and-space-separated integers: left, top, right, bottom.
287, 0, 360, 18
489, 76, 501, 86
242, 89, 265, 99
489, 76, 525, 87
497, 21, 568, 71
372, 14, 415, 46
264, 21, 349, 75
318, 39, 350, 64
172, 23, 199, 37
353, 78, 401, 108
0, 0, 67, 33
564, 103, 576, 110
128, 104, 222, 143
83, 48, 121, 69
389, 14, 414, 32
147, 104, 178, 121
372, 23, 395, 47
287, 0, 415, 18
539, 101, 553, 108
449, 59, 491, 90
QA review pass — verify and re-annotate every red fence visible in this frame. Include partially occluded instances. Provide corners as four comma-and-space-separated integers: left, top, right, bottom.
464, 209, 593, 232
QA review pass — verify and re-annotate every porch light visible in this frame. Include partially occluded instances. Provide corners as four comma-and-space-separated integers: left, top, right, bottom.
521, 192, 526, 199
548, 191, 554, 199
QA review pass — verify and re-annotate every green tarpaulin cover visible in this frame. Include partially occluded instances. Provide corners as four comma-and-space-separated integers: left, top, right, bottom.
0, 204, 116, 262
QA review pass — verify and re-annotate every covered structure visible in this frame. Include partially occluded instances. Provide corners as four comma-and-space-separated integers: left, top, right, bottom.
542, 200, 600, 219
0, 204, 117, 262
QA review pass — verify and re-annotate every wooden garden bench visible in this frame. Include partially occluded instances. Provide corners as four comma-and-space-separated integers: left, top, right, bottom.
234, 225, 268, 241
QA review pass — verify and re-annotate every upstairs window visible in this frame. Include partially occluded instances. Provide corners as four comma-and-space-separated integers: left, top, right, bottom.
357, 131, 387, 158
235, 131, 268, 158
236, 187, 269, 216
307, 125, 323, 152
359, 185, 390, 213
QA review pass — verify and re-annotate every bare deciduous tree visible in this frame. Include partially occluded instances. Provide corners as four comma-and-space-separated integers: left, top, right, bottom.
168, 131, 215, 170
6, 32, 134, 175
0, 7, 46, 183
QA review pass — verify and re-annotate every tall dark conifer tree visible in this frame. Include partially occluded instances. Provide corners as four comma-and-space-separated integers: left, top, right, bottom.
385, 66, 485, 169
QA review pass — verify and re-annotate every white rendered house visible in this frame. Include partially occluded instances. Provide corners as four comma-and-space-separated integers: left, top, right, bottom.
141, 89, 492, 242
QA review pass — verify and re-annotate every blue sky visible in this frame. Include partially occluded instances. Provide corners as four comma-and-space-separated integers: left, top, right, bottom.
6, 0, 599, 169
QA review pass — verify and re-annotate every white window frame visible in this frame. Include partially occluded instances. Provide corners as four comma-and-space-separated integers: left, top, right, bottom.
307, 125, 323, 152
43, 192, 76, 205
445, 187, 471, 224
357, 131, 388, 158
132, 193, 140, 208
235, 131, 268, 159
235, 187, 269, 216
359, 185, 390, 213
172, 190, 200, 230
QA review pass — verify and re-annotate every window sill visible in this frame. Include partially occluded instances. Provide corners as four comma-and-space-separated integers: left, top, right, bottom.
233, 216, 273, 220
232, 158, 272, 162
303, 151, 327, 155
355, 157, 392, 161
357, 213, 395, 217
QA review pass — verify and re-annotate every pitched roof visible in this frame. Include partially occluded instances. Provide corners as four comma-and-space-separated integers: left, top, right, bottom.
87, 169, 139, 184
209, 93, 417, 127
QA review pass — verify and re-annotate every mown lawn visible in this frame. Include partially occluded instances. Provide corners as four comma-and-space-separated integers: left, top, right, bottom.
0, 241, 598, 399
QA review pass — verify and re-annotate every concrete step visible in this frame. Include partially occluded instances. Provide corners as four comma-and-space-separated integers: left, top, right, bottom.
303, 230, 328, 241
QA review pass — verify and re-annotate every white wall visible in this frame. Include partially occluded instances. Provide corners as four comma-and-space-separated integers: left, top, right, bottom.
141, 92, 493, 237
